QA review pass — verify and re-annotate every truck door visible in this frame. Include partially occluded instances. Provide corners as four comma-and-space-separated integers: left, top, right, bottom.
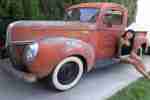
98, 8, 126, 58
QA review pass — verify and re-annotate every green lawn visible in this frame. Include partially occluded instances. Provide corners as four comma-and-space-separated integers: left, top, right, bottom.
107, 78, 150, 100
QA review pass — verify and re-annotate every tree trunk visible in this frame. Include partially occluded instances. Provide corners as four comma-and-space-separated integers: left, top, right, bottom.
39, 0, 50, 16
22, 0, 32, 18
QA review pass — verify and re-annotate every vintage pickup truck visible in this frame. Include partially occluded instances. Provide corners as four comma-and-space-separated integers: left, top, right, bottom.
1, 2, 148, 91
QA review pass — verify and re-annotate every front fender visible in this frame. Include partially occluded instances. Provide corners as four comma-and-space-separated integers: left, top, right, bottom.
28, 37, 95, 78
61, 38, 95, 72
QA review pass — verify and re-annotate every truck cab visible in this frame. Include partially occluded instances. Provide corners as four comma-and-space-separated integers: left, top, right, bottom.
3, 3, 129, 91
65, 3, 128, 59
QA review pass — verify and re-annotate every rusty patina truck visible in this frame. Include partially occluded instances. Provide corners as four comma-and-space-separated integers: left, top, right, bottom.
1, 2, 148, 91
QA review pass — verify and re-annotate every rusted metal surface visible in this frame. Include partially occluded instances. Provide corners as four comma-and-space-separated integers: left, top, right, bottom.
5, 2, 129, 79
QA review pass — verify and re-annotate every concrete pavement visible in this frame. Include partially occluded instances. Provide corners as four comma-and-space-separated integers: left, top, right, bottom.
0, 56, 149, 100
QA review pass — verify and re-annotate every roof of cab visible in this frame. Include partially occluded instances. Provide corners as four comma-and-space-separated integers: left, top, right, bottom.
68, 2, 126, 10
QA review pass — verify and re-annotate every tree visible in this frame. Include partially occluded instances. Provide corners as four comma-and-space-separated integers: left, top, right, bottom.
22, 0, 32, 18
39, 0, 50, 17
83, 0, 137, 24
0, 0, 137, 24
0, 0, 24, 17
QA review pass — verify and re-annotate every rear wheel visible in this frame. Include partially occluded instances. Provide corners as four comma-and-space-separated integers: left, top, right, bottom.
49, 56, 84, 91
146, 47, 150, 55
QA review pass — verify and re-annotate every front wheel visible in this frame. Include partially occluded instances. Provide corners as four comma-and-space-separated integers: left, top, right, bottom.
49, 56, 84, 91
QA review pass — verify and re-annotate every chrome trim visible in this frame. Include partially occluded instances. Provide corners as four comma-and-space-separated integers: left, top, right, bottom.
11, 40, 34, 45
6, 20, 67, 27
5, 31, 10, 47
23, 43, 39, 64
5, 21, 23, 47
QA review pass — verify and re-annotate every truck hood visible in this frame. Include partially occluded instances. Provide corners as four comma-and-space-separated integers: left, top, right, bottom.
8, 21, 93, 30
7, 21, 95, 43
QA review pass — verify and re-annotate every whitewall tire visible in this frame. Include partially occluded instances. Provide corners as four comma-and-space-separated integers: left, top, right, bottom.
51, 56, 84, 91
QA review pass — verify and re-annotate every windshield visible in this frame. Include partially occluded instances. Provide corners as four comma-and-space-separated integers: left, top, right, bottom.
65, 8, 100, 23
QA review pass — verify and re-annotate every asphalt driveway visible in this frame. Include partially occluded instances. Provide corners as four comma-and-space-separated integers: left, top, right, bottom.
0, 56, 149, 100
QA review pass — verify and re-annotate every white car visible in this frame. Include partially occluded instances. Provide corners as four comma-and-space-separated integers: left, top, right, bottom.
126, 23, 150, 55
146, 32, 150, 54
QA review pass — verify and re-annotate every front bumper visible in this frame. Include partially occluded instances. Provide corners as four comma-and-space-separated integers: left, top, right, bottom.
0, 47, 9, 59
5, 43, 55, 79
1, 59, 37, 83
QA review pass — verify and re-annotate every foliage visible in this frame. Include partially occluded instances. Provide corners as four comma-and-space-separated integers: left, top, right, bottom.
0, 0, 137, 23
107, 78, 150, 100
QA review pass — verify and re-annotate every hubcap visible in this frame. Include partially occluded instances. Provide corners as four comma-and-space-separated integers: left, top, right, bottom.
57, 62, 79, 85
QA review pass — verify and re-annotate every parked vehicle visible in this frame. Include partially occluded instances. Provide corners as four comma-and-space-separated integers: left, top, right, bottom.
0, 17, 29, 58
127, 23, 150, 55
1, 2, 148, 91
146, 32, 150, 54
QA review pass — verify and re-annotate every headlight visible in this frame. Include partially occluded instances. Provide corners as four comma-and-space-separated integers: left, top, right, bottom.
23, 43, 39, 63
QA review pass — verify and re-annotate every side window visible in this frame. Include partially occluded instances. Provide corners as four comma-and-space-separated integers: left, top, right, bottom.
65, 8, 100, 23
80, 8, 100, 23
103, 10, 123, 27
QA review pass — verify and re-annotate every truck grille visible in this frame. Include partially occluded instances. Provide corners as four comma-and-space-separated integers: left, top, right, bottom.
8, 45, 27, 72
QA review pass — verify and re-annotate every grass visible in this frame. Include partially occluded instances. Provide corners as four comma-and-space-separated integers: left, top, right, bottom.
107, 78, 150, 100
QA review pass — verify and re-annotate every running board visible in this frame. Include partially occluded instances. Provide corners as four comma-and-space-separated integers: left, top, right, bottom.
95, 58, 120, 69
